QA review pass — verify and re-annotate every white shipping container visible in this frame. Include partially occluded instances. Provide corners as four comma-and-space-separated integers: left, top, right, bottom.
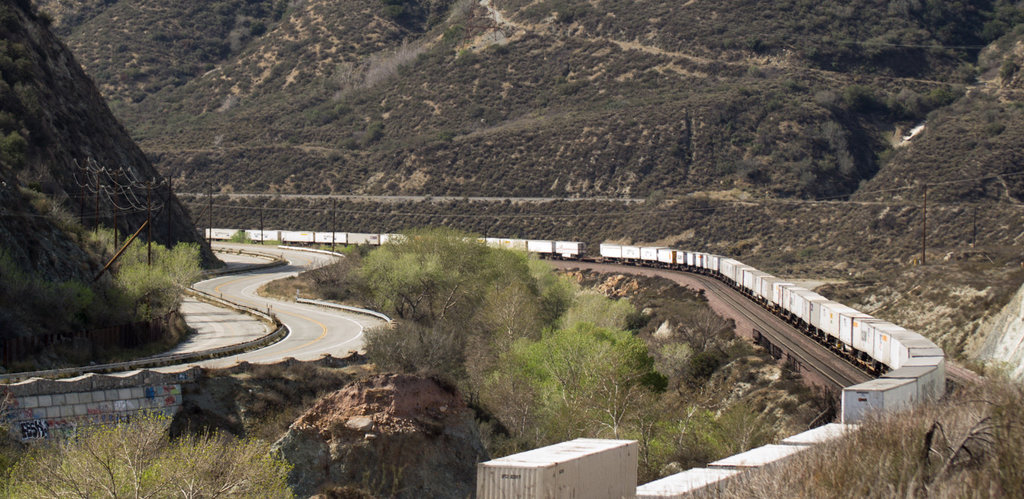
509, 239, 529, 250
854, 318, 889, 359
600, 244, 623, 259
527, 240, 555, 254
657, 248, 679, 265
622, 246, 641, 260
555, 241, 584, 258
636, 468, 740, 498
686, 252, 696, 267
477, 439, 638, 499
882, 358, 945, 402
757, 275, 782, 302
313, 232, 347, 244
348, 233, 380, 245
842, 378, 918, 424
706, 255, 720, 273
485, 237, 502, 248
742, 269, 766, 295
838, 307, 872, 347
872, 323, 907, 368
772, 281, 793, 309
889, 330, 943, 369
708, 444, 811, 469
206, 228, 237, 240
280, 231, 315, 243
640, 247, 664, 262
780, 424, 852, 446
719, 259, 742, 285
380, 233, 401, 244
245, 229, 280, 242
805, 293, 831, 331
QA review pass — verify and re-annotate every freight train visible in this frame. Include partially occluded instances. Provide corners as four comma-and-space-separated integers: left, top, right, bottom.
205, 228, 944, 423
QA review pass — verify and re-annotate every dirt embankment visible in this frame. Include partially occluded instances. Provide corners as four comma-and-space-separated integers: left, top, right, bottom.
273, 373, 488, 498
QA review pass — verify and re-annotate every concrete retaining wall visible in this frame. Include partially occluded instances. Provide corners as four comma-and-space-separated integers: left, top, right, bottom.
3, 368, 199, 441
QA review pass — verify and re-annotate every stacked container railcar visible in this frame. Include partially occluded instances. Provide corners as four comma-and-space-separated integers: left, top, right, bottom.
527, 240, 555, 255
640, 247, 665, 265
280, 231, 315, 244
555, 241, 585, 259
657, 248, 680, 267
314, 232, 347, 245
600, 244, 623, 260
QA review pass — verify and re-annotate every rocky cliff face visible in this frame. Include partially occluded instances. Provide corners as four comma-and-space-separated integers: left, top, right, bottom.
0, 0, 213, 270
273, 373, 488, 498
974, 280, 1024, 380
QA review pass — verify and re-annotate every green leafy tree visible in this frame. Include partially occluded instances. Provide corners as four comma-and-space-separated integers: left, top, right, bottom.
115, 241, 201, 320
489, 322, 667, 442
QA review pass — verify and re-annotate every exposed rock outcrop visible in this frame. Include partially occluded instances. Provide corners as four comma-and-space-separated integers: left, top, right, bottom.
975, 281, 1024, 380
273, 373, 488, 498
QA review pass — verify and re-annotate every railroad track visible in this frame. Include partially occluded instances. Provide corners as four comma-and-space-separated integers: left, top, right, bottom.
552, 260, 871, 390
689, 272, 871, 389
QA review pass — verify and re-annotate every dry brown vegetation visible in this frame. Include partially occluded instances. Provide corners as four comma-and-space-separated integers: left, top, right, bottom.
715, 376, 1024, 498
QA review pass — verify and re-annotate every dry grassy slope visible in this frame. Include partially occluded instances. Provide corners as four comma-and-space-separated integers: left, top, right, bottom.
40, 0, 1023, 200
0, 1, 212, 264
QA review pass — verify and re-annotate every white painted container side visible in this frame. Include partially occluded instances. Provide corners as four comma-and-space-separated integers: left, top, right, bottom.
348, 233, 381, 245
206, 228, 236, 240
841, 377, 917, 424
485, 237, 502, 247
854, 318, 888, 360
889, 330, 943, 370
555, 241, 584, 257
706, 255, 720, 272
313, 232, 347, 244
818, 301, 846, 340
657, 248, 679, 265
757, 275, 783, 302
806, 294, 831, 331
741, 269, 765, 295
635, 468, 740, 498
838, 307, 873, 347
771, 281, 793, 308
380, 233, 401, 244
872, 323, 906, 368
527, 240, 555, 254
509, 239, 529, 250
640, 247, 664, 262
600, 244, 623, 259
280, 231, 315, 243
780, 423, 852, 445
622, 246, 641, 260
245, 229, 280, 242
883, 356, 945, 401
477, 439, 638, 499
708, 444, 811, 469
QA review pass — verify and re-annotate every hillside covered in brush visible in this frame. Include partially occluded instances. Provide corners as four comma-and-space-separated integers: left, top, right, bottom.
37, 0, 1024, 201
0, 0, 212, 358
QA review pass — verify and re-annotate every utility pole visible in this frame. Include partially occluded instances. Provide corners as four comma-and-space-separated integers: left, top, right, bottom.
147, 182, 153, 267
94, 168, 100, 234
207, 186, 213, 246
972, 206, 977, 248
259, 204, 264, 244
167, 179, 173, 244
111, 170, 119, 249
331, 197, 337, 252
921, 184, 927, 265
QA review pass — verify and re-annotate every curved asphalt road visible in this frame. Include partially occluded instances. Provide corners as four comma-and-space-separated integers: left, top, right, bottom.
153, 244, 381, 371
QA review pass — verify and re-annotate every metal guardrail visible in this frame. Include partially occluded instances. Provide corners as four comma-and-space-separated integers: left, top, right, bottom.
296, 298, 393, 324
278, 245, 346, 258
203, 248, 287, 277
0, 287, 290, 384
0, 323, 288, 383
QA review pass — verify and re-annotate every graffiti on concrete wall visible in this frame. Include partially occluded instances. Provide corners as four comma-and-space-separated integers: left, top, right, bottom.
6, 384, 183, 441
19, 420, 48, 440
